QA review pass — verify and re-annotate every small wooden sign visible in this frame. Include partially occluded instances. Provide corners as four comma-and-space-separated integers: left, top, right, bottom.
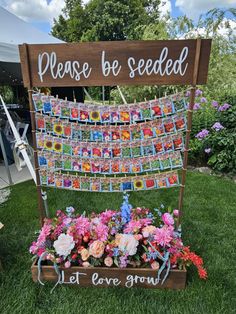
31, 260, 186, 289
19, 40, 211, 88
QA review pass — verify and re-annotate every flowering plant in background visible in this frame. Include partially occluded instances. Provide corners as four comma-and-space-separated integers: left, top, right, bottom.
30, 204, 207, 280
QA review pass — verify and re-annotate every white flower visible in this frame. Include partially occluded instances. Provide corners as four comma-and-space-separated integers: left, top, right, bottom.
118, 234, 139, 256
53, 234, 75, 257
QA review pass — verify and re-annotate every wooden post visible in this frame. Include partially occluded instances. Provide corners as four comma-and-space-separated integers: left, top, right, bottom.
177, 39, 202, 226
22, 44, 46, 226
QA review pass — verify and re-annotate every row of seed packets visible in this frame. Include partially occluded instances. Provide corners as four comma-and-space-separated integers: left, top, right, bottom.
32, 92, 187, 124
38, 150, 182, 174
36, 113, 186, 142
39, 170, 180, 192
36, 132, 184, 158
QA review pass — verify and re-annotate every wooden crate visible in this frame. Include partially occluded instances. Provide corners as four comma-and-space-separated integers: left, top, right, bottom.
31, 259, 186, 289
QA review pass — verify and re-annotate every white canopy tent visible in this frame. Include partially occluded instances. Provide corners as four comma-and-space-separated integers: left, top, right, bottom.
0, 6, 63, 85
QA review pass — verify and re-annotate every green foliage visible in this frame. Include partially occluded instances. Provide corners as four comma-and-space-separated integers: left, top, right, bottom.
0, 86, 14, 103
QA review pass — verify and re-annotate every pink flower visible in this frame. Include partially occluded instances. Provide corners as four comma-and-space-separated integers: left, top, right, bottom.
142, 225, 156, 238
151, 261, 160, 270
94, 223, 109, 241
173, 209, 179, 217
75, 216, 90, 236
124, 220, 141, 233
64, 261, 71, 268
162, 213, 174, 225
82, 262, 91, 267
99, 210, 116, 224
154, 225, 174, 246
89, 240, 105, 258
104, 256, 113, 267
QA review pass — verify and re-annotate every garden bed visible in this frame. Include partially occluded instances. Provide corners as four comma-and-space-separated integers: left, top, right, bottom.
31, 259, 187, 289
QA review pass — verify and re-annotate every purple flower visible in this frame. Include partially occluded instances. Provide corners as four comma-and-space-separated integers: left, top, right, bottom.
212, 100, 218, 108
212, 122, 224, 131
195, 129, 209, 140
195, 89, 203, 97
200, 97, 207, 103
218, 103, 231, 111
204, 148, 211, 154
185, 90, 191, 97
193, 103, 201, 110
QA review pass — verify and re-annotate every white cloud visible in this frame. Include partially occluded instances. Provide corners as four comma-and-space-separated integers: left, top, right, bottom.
0, 0, 65, 23
175, 0, 236, 20
159, 0, 171, 19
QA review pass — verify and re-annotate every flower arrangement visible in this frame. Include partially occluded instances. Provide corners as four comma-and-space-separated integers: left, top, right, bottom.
30, 196, 207, 282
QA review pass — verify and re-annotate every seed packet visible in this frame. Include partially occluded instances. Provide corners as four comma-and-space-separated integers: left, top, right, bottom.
151, 100, 162, 118
111, 161, 120, 173
172, 94, 186, 112
163, 138, 174, 152
91, 179, 101, 192
92, 147, 102, 158
112, 147, 121, 158
131, 145, 141, 157
91, 161, 100, 173
170, 152, 183, 168
51, 98, 61, 116
63, 175, 72, 189
142, 102, 152, 120
79, 105, 89, 122
142, 159, 151, 172
103, 129, 111, 141
145, 178, 156, 190
121, 161, 130, 173
60, 100, 70, 118
63, 157, 72, 171
122, 181, 132, 191
90, 109, 101, 122
156, 175, 168, 188
70, 104, 79, 120
47, 173, 55, 186
119, 106, 130, 123
110, 179, 121, 192
131, 125, 141, 140
142, 142, 154, 156
63, 140, 72, 155
36, 115, 45, 130
81, 129, 91, 141
47, 156, 55, 169
173, 135, 184, 150
174, 115, 186, 131
82, 160, 91, 172
53, 122, 63, 136
101, 161, 110, 174
101, 178, 111, 192
103, 147, 111, 158
167, 173, 179, 187
41, 95, 52, 114
142, 126, 154, 139
121, 129, 131, 141
32, 93, 43, 111
40, 170, 48, 185
45, 117, 53, 133
111, 111, 120, 123
44, 137, 53, 151
153, 140, 163, 153
72, 143, 80, 156
36, 133, 44, 149
131, 160, 141, 173
38, 154, 47, 167
161, 98, 174, 116
81, 147, 91, 158
111, 128, 120, 141
55, 174, 63, 188
72, 160, 81, 172
92, 129, 103, 141
63, 123, 72, 138
101, 107, 110, 123
55, 157, 63, 169
164, 118, 175, 134
133, 178, 145, 190
130, 105, 142, 122
154, 121, 165, 136
122, 144, 131, 158
150, 158, 161, 171
159, 154, 171, 170
71, 125, 81, 140
72, 177, 80, 189
80, 177, 90, 191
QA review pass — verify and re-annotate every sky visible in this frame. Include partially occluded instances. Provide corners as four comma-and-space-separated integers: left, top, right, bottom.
0, 0, 235, 34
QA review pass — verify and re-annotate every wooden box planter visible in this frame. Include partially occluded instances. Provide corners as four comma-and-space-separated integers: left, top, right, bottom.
31, 259, 187, 289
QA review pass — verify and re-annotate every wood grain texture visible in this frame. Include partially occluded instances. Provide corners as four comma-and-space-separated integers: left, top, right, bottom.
19, 40, 211, 88
31, 260, 186, 289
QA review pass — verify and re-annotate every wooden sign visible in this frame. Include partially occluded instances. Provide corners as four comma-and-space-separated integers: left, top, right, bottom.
31, 260, 187, 289
19, 40, 211, 88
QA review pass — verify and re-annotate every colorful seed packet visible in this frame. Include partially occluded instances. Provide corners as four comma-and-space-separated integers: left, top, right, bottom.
154, 140, 163, 154
119, 106, 130, 123
79, 107, 89, 122
159, 154, 171, 170
111, 111, 119, 123
142, 142, 154, 156
161, 98, 174, 116
164, 118, 175, 134
80, 177, 90, 191
171, 152, 183, 168
63, 140, 72, 155
142, 126, 154, 139
32, 93, 43, 111
102, 148, 111, 158
81, 147, 91, 158
71, 125, 81, 140
154, 121, 165, 136
131, 125, 141, 140
121, 161, 130, 173
72, 177, 80, 189
145, 178, 156, 189
40, 170, 48, 185
142, 102, 152, 120
45, 117, 53, 133
72, 160, 81, 172
101, 161, 110, 174
131, 145, 141, 157
38, 154, 47, 167
142, 159, 151, 172
70, 104, 79, 120
172, 94, 186, 112
167, 173, 179, 187
92, 130, 103, 141
53, 122, 63, 136
121, 129, 131, 141
90, 109, 101, 122
36, 133, 45, 149
111, 129, 120, 141
111, 161, 120, 173
47, 156, 55, 169
101, 107, 110, 123
150, 158, 161, 171
156, 175, 168, 188
44, 136, 53, 151
55, 175, 63, 188
36, 115, 45, 130
47, 173, 55, 186
122, 145, 131, 158
91, 161, 100, 173
41, 95, 52, 114
63, 123, 72, 138
92, 147, 102, 158
174, 115, 186, 131
81, 129, 91, 141
151, 100, 162, 118
51, 98, 61, 116
163, 138, 174, 152
112, 147, 121, 158
103, 129, 111, 141
173, 135, 183, 150
91, 179, 101, 192
63, 157, 72, 171
130, 105, 142, 122
55, 157, 63, 169
122, 181, 132, 191
133, 178, 145, 190
82, 161, 91, 172
63, 175, 72, 189
72, 143, 80, 156
131, 160, 141, 173
60, 101, 70, 118
101, 178, 111, 192
110, 179, 121, 192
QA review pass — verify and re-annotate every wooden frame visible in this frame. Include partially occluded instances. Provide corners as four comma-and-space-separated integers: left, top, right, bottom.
19, 39, 211, 289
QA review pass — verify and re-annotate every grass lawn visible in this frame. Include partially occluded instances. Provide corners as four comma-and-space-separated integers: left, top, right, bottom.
0, 171, 235, 314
